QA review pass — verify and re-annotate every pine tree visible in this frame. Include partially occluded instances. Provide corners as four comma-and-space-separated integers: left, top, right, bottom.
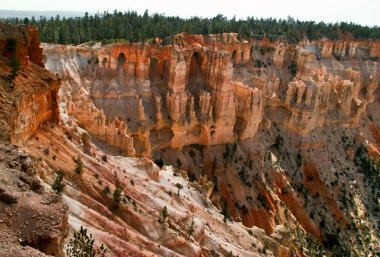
58, 21, 70, 44
161, 206, 168, 223
52, 171, 65, 194
112, 180, 122, 208
74, 155, 83, 174
221, 201, 231, 223
66, 226, 107, 257
175, 183, 183, 196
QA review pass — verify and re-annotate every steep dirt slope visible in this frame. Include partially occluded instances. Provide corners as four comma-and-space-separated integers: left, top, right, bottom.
24, 123, 290, 256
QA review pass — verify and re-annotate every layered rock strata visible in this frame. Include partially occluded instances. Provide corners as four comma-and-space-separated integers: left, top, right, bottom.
0, 23, 60, 145
44, 34, 379, 158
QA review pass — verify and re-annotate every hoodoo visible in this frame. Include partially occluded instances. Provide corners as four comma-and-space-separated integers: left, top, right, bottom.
1, 8, 380, 257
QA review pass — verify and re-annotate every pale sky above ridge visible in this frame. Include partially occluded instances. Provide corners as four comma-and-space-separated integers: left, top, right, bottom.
2, 0, 379, 27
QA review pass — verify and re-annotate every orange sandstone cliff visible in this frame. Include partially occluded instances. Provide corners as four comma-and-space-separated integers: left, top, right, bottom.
1, 21, 379, 256
43, 32, 380, 255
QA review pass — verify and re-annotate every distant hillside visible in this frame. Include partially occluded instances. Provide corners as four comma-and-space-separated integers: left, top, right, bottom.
0, 10, 89, 19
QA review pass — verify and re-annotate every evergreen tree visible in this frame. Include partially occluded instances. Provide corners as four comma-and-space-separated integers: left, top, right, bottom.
221, 201, 231, 223
52, 171, 65, 194
161, 206, 168, 222
2, 10, 380, 45
74, 155, 83, 174
112, 180, 122, 208
175, 183, 183, 196
66, 226, 107, 257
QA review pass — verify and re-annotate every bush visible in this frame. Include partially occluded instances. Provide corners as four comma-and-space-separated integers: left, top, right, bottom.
221, 201, 231, 223
175, 183, 183, 196
257, 193, 270, 210
66, 226, 107, 257
112, 180, 122, 207
161, 206, 168, 222
52, 171, 65, 194
74, 155, 83, 174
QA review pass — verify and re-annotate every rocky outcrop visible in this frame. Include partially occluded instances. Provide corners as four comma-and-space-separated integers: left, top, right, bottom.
0, 22, 66, 257
0, 23, 44, 66
0, 145, 68, 257
42, 34, 380, 253
0, 23, 60, 145
67, 91, 136, 156
43, 34, 379, 157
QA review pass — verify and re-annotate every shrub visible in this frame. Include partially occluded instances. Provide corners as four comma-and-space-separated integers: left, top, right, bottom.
175, 183, 183, 196
257, 193, 270, 210
161, 206, 168, 222
112, 180, 122, 207
66, 226, 107, 257
74, 155, 83, 174
52, 171, 65, 194
221, 201, 231, 223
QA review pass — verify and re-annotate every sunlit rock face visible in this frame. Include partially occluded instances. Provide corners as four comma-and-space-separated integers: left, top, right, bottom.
43, 34, 379, 158
37, 31, 380, 255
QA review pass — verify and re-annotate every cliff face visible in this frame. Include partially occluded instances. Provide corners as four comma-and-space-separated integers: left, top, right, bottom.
0, 23, 67, 257
2, 23, 295, 257
0, 23, 60, 145
43, 34, 379, 157
43, 33, 380, 255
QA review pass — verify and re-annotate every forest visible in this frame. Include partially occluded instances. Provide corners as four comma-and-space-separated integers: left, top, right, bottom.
2, 10, 380, 45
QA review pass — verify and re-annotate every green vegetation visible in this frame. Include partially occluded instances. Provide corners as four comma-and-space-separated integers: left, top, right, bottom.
355, 145, 380, 183
160, 206, 168, 223
74, 155, 83, 174
112, 180, 122, 207
2, 12, 380, 45
52, 171, 65, 194
257, 193, 270, 210
66, 226, 107, 257
221, 201, 231, 223
175, 183, 183, 196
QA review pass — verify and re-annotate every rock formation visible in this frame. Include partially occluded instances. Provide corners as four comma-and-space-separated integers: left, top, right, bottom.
42, 32, 380, 256
44, 34, 379, 158
0, 23, 67, 257
2, 21, 380, 256
0, 23, 60, 145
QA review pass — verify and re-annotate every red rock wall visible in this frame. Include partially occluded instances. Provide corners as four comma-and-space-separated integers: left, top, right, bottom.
0, 22, 60, 144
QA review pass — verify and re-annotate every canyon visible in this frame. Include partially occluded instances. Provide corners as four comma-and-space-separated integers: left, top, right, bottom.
0, 21, 379, 257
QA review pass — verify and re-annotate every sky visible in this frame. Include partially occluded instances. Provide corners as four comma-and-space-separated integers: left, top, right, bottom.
2, 0, 380, 27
